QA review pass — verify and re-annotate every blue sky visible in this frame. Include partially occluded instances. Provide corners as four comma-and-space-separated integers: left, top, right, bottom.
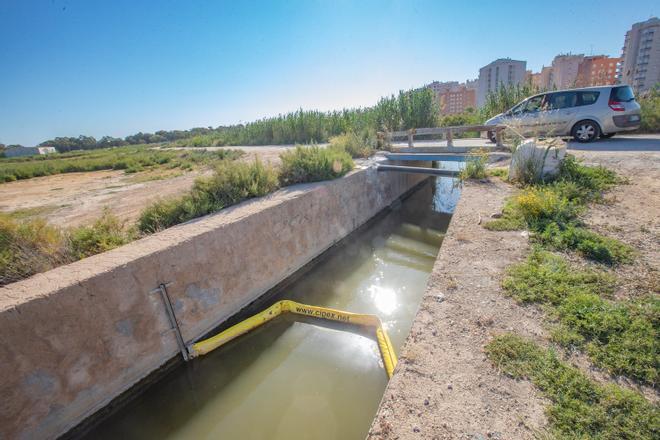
1, 0, 657, 146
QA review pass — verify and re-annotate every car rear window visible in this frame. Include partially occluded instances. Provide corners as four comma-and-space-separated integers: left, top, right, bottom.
577, 91, 600, 106
610, 86, 635, 102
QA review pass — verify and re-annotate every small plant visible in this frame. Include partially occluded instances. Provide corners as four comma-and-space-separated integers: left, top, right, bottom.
486, 334, 659, 439
458, 149, 488, 180
279, 145, 353, 186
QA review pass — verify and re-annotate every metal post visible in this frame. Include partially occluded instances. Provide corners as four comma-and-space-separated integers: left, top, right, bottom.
152, 283, 190, 361
446, 128, 454, 147
407, 130, 414, 148
495, 128, 503, 147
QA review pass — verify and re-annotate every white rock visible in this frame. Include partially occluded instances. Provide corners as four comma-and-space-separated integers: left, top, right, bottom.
509, 139, 566, 182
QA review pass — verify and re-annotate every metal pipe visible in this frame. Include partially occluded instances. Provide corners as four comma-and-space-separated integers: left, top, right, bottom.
376, 164, 459, 177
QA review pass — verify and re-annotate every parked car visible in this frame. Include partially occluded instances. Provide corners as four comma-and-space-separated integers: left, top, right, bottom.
485, 85, 642, 142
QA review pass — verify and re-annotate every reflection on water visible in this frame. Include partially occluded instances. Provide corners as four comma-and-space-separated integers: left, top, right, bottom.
84, 177, 452, 440
433, 161, 461, 214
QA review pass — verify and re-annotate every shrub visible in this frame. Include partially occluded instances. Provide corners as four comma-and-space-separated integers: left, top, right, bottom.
68, 210, 135, 259
328, 132, 375, 159
638, 85, 659, 133
138, 160, 279, 233
0, 214, 69, 285
486, 334, 659, 439
279, 146, 353, 186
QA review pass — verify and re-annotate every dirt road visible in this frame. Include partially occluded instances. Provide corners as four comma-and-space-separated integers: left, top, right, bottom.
0, 145, 298, 227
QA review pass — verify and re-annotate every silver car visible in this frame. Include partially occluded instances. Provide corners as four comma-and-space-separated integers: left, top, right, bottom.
485, 85, 642, 142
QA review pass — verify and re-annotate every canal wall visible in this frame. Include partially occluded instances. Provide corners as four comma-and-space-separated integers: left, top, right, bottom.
0, 160, 425, 440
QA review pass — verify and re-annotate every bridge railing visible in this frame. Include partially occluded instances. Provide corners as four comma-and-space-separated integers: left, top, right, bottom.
380, 124, 507, 148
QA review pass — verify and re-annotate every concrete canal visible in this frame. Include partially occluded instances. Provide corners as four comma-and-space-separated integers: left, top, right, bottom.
82, 177, 455, 440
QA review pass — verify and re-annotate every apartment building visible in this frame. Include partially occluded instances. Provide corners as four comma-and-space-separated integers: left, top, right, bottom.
575, 55, 621, 87
619, 17, 660, 93
476, 58, 527, 107
437, 84, 477, 114
426, 81, 459, 95
551, 54, 584, 89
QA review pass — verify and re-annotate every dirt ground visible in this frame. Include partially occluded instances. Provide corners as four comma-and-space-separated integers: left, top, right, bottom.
368, 143, 660, 439
0, 145, 296, 227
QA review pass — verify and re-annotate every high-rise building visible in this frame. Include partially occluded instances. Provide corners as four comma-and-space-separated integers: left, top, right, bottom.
476, 58, 527, 107
619, 17, 660, 93
575, 55, 621, 87
551, 54, 584, 89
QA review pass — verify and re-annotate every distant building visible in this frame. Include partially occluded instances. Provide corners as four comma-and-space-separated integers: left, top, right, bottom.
476, 58, 527, 107
619, 17, 660, 93
531, 66, 554, 90
426, 81, 459, 95
575, 55, 621, 87
551, 54, 584, 89
437, 84, 477, 114
4, 146, 57, 158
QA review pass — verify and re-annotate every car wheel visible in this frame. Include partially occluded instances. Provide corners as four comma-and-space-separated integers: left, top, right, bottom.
571, 120, 600, 143
601, 133, 615, 139
487, 131, 496, 143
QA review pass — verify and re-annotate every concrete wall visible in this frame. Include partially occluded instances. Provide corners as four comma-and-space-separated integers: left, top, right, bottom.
0, 162, 425, 440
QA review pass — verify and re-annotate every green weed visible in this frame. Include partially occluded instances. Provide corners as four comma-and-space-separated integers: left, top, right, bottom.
458, 149, 488, 180
486, 334, 659, 439
503, 250, 657, 385
483, 156, 632, 264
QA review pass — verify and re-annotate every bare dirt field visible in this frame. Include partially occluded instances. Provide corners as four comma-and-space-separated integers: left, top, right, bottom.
369, 138, 660, 439
0, 145, 297, 227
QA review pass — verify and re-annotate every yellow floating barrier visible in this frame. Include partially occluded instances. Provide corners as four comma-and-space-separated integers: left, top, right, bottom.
190, 300, 398, 378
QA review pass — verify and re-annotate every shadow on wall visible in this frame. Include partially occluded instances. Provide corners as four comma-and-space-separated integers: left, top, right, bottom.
567, 136, 660, 152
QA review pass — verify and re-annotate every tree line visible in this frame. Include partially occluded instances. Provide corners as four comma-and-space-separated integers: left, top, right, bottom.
23, 88, 438, 152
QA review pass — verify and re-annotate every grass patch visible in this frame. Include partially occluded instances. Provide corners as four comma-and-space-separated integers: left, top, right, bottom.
328, 132, 376, 159
504, 250, 658, 385
0, 145, 243, 182
487, 167, 508, 180
486, 334, 659, 439
279, 145, 353, 186
138, 160, 279, 233
483, 156, 632, 264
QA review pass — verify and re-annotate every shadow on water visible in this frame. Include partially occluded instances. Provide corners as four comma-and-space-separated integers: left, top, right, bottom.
82, 176, 456, 440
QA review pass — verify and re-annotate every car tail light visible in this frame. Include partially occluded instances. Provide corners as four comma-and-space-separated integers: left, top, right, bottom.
608, 100, 625, 111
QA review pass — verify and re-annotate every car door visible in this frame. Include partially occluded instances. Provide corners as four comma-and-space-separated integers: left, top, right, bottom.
547, 91, 578, 135
518, 94, 546, 135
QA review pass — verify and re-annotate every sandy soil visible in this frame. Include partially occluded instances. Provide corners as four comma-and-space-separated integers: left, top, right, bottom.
0, 145, 296, 227
368, 143, 660, 439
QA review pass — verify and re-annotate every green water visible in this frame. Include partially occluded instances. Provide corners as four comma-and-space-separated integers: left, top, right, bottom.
85, 178, 452, 440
